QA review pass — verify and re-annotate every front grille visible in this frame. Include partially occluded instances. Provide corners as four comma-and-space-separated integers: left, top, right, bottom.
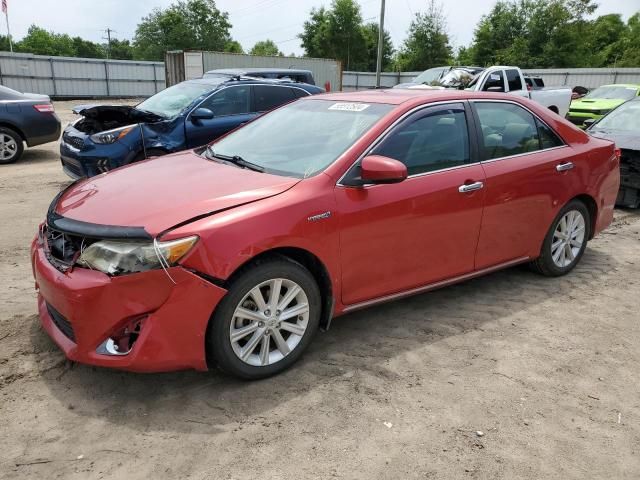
620, 149, 640, 189
60, 156, 85, 178
46, 302, 76, 342
63, 133, 85, 150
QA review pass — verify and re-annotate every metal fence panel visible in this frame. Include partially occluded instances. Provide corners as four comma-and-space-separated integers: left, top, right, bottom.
0, 52, 165, 98
342, 71, 419, 91
199, 51, 342, 91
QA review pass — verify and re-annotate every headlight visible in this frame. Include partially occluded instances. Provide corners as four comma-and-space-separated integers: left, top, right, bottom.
90, 125, 136, 144
77, 236, 198, 275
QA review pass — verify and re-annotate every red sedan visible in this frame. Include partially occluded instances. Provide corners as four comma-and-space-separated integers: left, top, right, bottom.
31, 90, 619, 379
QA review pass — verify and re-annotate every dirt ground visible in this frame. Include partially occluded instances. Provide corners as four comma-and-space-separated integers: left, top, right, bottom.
1, 100, 639, 480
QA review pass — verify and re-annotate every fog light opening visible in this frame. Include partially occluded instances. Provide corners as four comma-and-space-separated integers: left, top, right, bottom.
96, 316, 146, 356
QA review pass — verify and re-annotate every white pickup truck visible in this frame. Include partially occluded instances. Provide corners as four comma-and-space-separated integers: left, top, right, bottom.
465, 66, 572, 117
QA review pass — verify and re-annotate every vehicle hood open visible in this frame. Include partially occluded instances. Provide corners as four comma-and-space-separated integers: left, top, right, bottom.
53, 150, 300, 236
72, 104, 165, 123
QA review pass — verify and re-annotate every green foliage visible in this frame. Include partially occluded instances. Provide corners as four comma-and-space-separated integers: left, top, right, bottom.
224, 40, 244, 54
361, 22, 394, 71
108, 39, 134, 60
16, 25, 76, 57
133, 0, 232, 60
300, 0, 392, 71
250, 39, 283, 56
464, 0, 640, 68
72, 37, 105, 59
395, 1, 453, 71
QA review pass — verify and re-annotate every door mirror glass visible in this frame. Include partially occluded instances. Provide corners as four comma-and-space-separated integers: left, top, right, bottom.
191, 107, 214, 121
360, 155, 407, 184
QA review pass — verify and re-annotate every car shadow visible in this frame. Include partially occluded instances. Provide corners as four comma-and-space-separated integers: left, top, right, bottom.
14, 146, 60, 165
31, 246, 616, 433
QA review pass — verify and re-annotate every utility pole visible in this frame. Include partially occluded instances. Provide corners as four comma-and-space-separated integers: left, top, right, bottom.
375, 0, 386, 87
103, 28, 113, 59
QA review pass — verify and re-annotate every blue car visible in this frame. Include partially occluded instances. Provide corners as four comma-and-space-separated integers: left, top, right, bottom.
60, 76, 323, 178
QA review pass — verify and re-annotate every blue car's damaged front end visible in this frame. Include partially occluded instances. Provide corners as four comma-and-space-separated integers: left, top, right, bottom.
60, 105, 184, 178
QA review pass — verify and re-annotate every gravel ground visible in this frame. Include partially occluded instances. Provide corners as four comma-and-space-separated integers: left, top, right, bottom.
1, 100, 639, 480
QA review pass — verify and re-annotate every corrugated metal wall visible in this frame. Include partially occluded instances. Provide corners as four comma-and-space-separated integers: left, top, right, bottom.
165, 51, 342, 91
0, 52, 165, 98
343, 68, 640, 91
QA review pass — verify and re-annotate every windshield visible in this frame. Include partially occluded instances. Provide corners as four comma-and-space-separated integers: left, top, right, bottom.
209, 99, 393, 178
585, 86, 638, 101
413, 67, 447, 85
592, 101, 640, 133
136, 82, 215, 118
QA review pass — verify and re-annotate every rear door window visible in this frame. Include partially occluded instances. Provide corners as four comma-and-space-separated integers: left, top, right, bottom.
506, 69, 523, 91
474, 102, 541, 159
253, 85, 296, 112
202, 86, 250, 116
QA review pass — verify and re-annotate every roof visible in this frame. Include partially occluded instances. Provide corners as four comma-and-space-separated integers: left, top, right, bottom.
205, 67, 312, 75
309, 88, 505, 105
184, 77, 316, 88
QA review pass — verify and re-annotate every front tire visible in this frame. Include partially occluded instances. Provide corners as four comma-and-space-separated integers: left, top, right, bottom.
0, 127, 23, 164
530, 200, 590, 277
207, 258, 321, 379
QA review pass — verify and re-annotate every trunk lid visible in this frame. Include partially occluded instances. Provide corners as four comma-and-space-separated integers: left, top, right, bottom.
54, 150, 300, 236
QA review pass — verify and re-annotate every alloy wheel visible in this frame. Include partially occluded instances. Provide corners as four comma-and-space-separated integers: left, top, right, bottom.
229, 278, 310, 367
0, 134, 18, 161
551, 209, 586, 268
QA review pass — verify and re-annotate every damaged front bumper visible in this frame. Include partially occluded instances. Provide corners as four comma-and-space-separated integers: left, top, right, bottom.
31, 235, 227, 372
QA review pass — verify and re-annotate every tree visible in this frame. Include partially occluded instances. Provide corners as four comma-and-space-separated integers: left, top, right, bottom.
299, 0, 368, 70
250, 39, 282, 56
361, 22, 394, 71
615, 13, 640, 67
72, 37, 105, 59
16, 25, 75, 56
133, 0, 232, 60
395, 0, 452, 71
466, 0, 600, 68
224, 40, 244, 54
109, 39, 135, 60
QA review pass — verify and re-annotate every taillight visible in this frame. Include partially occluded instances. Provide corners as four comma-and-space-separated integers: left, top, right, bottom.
527, 84, 532, 91
614, 148, 621, 161
33, 104, 55, 113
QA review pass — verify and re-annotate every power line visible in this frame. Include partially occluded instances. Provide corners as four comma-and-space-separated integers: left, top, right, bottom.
102, 28, 115, 59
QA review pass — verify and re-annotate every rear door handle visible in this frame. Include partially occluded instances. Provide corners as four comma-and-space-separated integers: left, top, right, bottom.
458, 181, 484, 193
556, 162, 574, 172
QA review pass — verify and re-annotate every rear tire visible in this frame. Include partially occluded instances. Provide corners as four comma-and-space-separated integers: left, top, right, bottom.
530, 199, 590, 277
207, 258, 321, 380
0, 127, 24, 164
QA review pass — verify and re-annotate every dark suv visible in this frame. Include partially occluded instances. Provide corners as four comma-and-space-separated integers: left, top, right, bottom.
60, 76, 323, 178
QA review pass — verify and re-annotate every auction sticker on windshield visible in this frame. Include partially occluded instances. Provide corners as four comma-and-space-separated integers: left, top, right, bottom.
328, 103, 370, 112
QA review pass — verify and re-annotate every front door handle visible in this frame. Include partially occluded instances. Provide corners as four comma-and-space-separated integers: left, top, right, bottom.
556, 162, 574, 172
458, 181, 484, 193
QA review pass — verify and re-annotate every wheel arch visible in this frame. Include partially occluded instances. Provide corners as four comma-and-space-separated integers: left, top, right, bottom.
569, 193, 598, 239
0, 122, 26, 142
222, 247, 334, 331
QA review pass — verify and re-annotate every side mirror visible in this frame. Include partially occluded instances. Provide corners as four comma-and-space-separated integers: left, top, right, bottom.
191, 107, 214, 121
583, 118, 596, 128
360, 155, 407, 184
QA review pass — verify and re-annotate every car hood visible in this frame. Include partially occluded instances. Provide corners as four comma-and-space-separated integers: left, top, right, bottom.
71, 104, 165, 123
588, 129, 640, 151
54, 150, 300, 236
570, 98, 625, 111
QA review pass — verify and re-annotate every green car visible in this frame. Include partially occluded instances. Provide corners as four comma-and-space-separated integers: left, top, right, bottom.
567, 84, 640, 128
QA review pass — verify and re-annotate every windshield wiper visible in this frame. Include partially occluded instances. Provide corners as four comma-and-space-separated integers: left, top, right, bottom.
205, 147, 265, 172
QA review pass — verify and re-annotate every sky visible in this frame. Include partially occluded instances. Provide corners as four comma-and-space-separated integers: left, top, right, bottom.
3, 0, 639, 56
